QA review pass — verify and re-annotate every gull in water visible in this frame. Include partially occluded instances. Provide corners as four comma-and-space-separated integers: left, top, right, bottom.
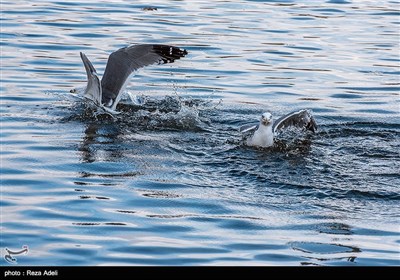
75, 44, 187, 114
239, 109, 317, 148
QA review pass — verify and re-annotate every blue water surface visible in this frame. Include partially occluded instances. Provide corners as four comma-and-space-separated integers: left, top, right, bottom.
1, 0, 399, 266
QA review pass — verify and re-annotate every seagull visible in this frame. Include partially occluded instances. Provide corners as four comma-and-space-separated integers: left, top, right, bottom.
239, 109, 317, 148
76, 44, 187, 113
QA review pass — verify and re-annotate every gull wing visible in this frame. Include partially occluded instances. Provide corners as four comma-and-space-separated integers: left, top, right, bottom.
101, 44, 188, 110
272, 109, 317, 134
80, 52, 102, 106
239, 123, 259, 133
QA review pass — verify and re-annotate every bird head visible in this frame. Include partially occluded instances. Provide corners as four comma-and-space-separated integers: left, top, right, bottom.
261, 112, 272, 126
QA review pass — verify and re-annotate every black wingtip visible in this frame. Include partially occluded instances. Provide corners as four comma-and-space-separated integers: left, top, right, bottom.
153, 45, 188, 63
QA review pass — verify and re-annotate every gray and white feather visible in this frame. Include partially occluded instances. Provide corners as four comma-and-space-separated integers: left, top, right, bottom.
240, 109, 317, 147
78, 44, 187, 113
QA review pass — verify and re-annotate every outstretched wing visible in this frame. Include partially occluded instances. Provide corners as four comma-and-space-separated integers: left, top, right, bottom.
80, 52, 102, 106
101, 44, 188, 110
239, 123, 259, 133
273, 109, 317, 134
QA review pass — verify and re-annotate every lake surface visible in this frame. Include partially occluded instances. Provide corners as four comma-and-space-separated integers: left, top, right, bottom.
1, 0, 399, 266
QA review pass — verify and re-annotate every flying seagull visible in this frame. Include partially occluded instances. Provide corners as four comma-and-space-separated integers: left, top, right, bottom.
78, 44, 187, 113
239, 109, 317, 148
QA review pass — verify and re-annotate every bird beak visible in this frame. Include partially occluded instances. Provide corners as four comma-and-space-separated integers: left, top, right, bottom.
262, 118, 271, 125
